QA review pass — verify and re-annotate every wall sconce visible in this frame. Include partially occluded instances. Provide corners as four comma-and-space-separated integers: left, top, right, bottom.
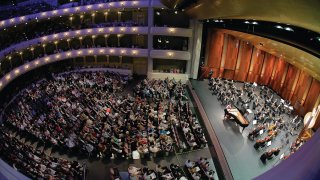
24, 64, 29, 69
168, 28, 176, 33
167, 52, 174, 57
5, 75, 11, 80
34, 60, 40, 65
14, 69, 20, 75
132, 50, 138, 55
45, 57, 50, 62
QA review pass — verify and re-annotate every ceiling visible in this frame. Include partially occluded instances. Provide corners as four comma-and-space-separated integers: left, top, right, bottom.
161, 0, 320, 81
219, 29, 320, 81
162, 0, 320, 33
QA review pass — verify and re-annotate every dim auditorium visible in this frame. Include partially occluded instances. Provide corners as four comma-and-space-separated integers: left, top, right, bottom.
0, 0, 319, 180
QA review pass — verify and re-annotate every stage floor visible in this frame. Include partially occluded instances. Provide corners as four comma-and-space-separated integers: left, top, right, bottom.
190, 79, 300, 180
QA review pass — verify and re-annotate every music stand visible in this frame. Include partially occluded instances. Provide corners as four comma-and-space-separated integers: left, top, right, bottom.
259, 129, 264, 135
267, 141, 271, 146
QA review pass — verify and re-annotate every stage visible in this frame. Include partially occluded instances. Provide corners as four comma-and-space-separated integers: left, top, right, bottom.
190, 79, 301, 180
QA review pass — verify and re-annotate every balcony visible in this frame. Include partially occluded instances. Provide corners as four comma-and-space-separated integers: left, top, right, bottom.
0, 47, 148, 90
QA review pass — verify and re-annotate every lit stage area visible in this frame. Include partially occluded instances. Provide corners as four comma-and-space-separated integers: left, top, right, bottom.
190, 79, 302, 180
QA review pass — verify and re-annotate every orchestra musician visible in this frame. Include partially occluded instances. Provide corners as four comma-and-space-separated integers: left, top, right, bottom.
248, 125, 264, 140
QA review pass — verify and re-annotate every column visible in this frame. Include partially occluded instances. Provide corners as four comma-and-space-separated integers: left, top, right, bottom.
189, 20, 203, 79
94, 55, 97, 64
147, 0, 154, 76
120, 56, 123, 67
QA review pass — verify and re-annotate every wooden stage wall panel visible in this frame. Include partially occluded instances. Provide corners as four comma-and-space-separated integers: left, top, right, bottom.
224, 35, 239, 70
280, 65, 299, 99
247, 48, 264, 83
207, 30, 224, 78
271, 58, 288, 94
259, 53, 276, 85
291, 71, 313, 115
234, 41, 253, 81
304, 79, 320, 114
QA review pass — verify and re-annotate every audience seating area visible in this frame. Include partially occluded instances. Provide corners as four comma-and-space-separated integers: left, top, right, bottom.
0, 125, 85, 179
185, 158, 215, 180
123, 163, 188, 179
209, 77, 304, 164
1, 70, 208, 178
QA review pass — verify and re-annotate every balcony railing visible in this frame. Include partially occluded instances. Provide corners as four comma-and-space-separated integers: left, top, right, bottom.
0, 47, 148, 90
0, 0, 165, 29
0, 26, 192, 60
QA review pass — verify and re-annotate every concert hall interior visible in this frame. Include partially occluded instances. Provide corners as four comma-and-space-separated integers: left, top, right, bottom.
0, 0, 319, 180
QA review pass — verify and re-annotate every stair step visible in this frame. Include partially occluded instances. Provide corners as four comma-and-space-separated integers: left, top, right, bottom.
31, 141, 38, 149
25, 140, 32, 146
19, 136, 26, 143
44, 147, 53, 156
37, 145, 45, 152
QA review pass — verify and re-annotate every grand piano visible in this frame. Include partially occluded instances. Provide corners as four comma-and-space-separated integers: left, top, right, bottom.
224, 107, 249, 132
